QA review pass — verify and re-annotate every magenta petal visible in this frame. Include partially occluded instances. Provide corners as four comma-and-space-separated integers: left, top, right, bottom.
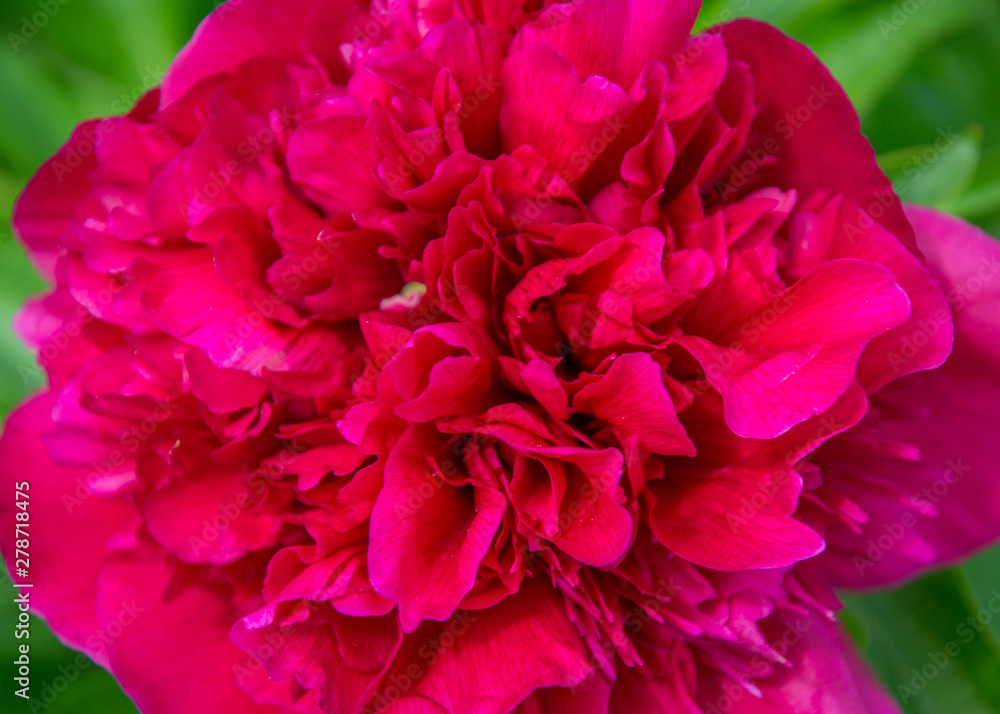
717, 19, 916, 252
500, 42, 636, 185
679, 258, 911, 439
98, 554, 286, 713
0, 394, 135, 666
650, 466, 825, 571
142, 466, 285, 564
286, 115, 397, 215
909, 206, 1000, 364
161, 0, 349, 106
514, 0, 700, 88
368, 427, 507, 631
136, 249, 358, 394
12, 122, 100, 280
231, 611, 398, 714
701, 610, 900, 713
540, 447, 634, 567
185, 350, 269, 413
818, 207, 1000, 587
573, 352, 695, 456
784, 196, 954, 392
370, 578, 594, 713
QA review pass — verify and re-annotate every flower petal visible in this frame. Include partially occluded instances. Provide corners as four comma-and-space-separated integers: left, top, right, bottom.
0, 393, 134, 666
98, 554, 287, 713
649, 466, 825, 571
815, 207, 1000, 587
573, 352, 695, 456
716, 19, 916, 252
369, 426, 507, 631
368, 577, 594, 713
678, 257, 911, 439
514, 0, 700, 88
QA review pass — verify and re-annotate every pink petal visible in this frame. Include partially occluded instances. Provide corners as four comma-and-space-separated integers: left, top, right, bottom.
367, 577, 594, 713
161, 0, 349, 106
368, 426, 507, 631
535, 447, 634, 567
136, 248, 359, 396
142, 465, 286, 564
716, 19, 916, 252
573, 352, 695, 456
699, 609, 900, 713
97, 554, 286, 713
649, 466, 825, 571
500, 42, 636, 185
0, 393, 135, 666
679, 257, 911, 439
816, 207, 1000, 587
231, 611, 399, 714
513, 0, 700, 89
12, 122, 101, 280
785, 196, 953, 392
286, 115, 398, 215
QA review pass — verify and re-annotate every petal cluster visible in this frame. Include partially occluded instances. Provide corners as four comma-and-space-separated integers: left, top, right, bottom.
3, 1, 1000, 713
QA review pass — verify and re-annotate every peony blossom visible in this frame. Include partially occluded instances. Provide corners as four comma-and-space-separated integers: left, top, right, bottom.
3, 0, 1000, 712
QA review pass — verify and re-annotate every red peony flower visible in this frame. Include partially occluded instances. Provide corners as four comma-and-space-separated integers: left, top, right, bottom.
3, 1, 1000, 712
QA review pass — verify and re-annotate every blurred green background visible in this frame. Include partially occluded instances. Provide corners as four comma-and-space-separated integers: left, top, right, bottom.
1, 0, 999, 711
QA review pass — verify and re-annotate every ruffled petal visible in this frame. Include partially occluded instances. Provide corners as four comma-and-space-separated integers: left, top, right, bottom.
678, 257, 911, 439
98, 554, 287, 713
649, 466, 825, 571
0, 393, 135, 666
366, 578, 594, 713
573, 352, 695, 456
815, 207, 1000, 587
369, 426, 507, 631
699, 610, 900, 714
161, 0, 351, 106
716, 19, 915, 252
513, 0, 700, 88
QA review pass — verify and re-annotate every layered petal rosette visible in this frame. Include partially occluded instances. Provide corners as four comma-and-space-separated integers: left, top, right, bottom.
3, 1, 1000, 713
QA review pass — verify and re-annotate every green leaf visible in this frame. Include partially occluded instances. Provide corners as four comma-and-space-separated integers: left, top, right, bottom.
878, 125, 982, 210
951, 145, 1000, 221
799, 0, 991, 118
842, 556, 1000, 713
0, 581, 139, 712
695, 0, 855, 33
